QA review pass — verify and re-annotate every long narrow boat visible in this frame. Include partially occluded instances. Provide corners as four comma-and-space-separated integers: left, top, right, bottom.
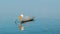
21, 17, 34, 24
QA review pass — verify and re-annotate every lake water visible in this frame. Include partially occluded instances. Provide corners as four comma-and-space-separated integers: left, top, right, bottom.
0, 18, 60, 34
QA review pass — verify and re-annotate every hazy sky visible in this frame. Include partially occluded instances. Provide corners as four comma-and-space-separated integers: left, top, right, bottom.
0, 0, 60, 20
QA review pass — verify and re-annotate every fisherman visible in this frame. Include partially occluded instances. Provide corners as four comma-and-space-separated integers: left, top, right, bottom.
18, 14, 24, 31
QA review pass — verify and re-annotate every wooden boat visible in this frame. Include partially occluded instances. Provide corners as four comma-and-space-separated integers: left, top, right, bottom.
21, 18, 34, 24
